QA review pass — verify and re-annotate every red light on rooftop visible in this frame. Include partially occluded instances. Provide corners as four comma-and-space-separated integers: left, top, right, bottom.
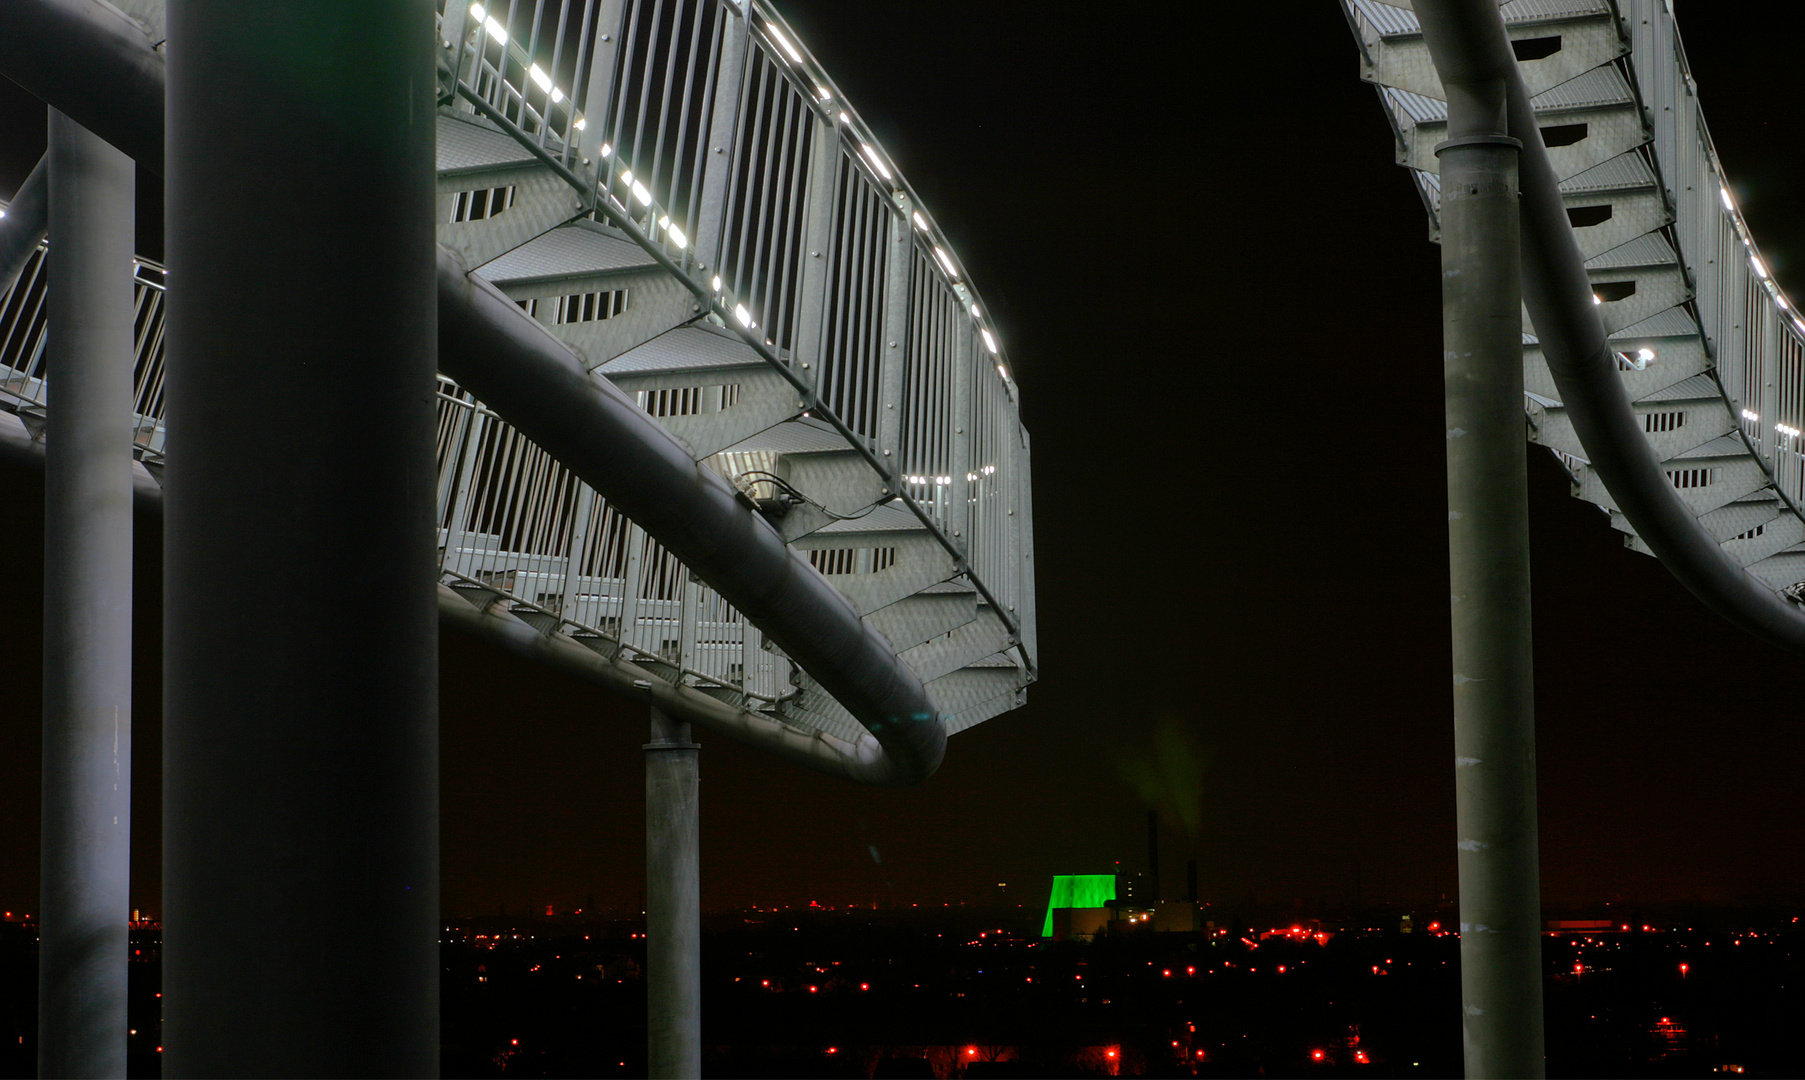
1106, 1049, 1118, 1059
1355, 1050, 1370, 1064
1312, 1049, 1326, 1061
967, 1048, 979, 1057
510, 1039, 519, 1046
826, 1047, 838, 1055
1162, 969, 1172, 977
807, 985, 818, 993
1186, 966, 1195, 974
860, 982, 869, 991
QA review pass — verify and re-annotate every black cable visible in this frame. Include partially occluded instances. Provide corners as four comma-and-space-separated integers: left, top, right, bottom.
735, 469, 888, 521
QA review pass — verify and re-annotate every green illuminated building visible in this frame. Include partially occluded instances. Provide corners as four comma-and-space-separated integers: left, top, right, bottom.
1041, 874, 1116, 937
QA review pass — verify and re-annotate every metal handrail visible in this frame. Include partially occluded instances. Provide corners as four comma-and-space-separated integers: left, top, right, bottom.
435, 0, 1032, 657
1345, 0, 1805, 649
1, 0, 1035, 776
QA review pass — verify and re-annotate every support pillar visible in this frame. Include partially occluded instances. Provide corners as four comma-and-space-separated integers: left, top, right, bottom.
39, 108, 135, 1080
1437, 82, 1545, 1078
645, 706, 700, 1079
162, 2, 439, 1074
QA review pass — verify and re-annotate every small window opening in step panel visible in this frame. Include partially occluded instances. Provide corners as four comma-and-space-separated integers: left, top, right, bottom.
1567, 204, 1614, 228
1540, 122, 1589, 148
449, 184, 516, 223
1511, 35, 1563, 62
1593, 280, 1637, 303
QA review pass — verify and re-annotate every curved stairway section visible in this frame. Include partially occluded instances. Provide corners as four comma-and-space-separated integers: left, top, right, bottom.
0, 0, 1037, 784
1345, 0, 1805, 609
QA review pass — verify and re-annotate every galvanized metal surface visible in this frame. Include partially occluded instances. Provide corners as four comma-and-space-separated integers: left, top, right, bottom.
1345, 0, 1805, 639
36, 109, 135, 1080
0, 0, 1037, 782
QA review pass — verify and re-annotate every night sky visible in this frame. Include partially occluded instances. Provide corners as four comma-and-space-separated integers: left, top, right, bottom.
2, 3, 1802, 921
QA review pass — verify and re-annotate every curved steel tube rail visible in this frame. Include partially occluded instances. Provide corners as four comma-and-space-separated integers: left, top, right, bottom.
1, 0, 1038, 783
1346, 0, 1805, 654
0, 406, 914, 783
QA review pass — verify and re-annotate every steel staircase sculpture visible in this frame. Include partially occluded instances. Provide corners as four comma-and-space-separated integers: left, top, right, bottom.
0, 0, 1037, 785
1344, 0, 1805, 614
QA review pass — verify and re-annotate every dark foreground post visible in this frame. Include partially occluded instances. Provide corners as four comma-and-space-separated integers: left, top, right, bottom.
163, 2, 438, 1074
1434, 67, 1547, 1080
646, 706, 701, 1078
39, 108, 134, 1080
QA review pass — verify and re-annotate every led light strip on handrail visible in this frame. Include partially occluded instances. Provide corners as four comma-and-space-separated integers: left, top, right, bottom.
440, 3, 1027, 635
744, 1, 1017, 390
443, 0, 1018, 392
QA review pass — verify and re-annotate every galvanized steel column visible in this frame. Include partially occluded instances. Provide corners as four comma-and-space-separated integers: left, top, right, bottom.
1437, 84, 1546, 1077
163, 2, 438, 1075
39, 108, 134, 1080
645, 705, 701, 1079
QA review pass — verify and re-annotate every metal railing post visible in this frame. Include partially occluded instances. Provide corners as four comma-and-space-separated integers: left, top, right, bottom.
692, 1, 748, 276
678, 573, 698, 675
788, 110, 841, 397
436, 395, 475, 529
438, 0, 471, 95
39, 107, 134, 1080
1434, 69, 1546, 1080
617, 522, 648, 656
561, 482, 598, 618
876, 192, 911, 475
948, 312, 974, 554
645, 705, 701, 1079
577, 0, 629, 185
445, 408, 490, 577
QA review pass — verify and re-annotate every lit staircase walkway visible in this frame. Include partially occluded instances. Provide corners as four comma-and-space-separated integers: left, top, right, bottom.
0, 0, 1037, 784
1345, 0, 1805, 602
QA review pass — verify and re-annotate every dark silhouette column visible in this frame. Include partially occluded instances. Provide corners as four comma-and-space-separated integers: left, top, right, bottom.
39, 107, 134, 1080
162, 2, 438, 1074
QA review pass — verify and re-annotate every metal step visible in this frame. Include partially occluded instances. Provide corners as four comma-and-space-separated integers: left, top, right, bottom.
1385, 65, 1646, 180
600, 325, 802, 460
436, 113, 584, 270
1524, 308, 1709, 404
929, 664, 1026, 735
897, 605, 1012, 685
1529, 372, 1733, 464
864, 583, 978, 653
1353, 0, 1625, 101
1572, 433, 1769, 518
791, 511, 958, 616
